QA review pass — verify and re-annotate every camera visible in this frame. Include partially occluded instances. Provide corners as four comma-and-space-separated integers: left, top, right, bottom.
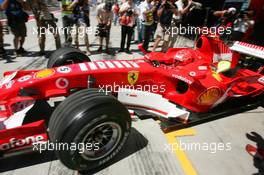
126, 8, 134, 16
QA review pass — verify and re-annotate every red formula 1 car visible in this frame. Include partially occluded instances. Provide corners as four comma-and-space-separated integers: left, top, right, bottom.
0, 35, 263, 172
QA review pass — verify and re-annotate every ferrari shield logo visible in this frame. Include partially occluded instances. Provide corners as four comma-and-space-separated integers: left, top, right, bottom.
128, 71, 139, 85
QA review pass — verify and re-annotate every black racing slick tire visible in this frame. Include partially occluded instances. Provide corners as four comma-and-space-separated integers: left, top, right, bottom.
48, 89, 131, 171
47, 47, 91, 68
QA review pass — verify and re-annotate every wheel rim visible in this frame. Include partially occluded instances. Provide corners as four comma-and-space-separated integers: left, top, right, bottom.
80, 121, 122, 161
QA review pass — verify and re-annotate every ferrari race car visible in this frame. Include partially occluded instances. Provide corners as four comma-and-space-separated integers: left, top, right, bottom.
0, 35, 263, 172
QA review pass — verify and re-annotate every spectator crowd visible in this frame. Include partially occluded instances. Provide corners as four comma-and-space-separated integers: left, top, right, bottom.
0, 0, 262, 57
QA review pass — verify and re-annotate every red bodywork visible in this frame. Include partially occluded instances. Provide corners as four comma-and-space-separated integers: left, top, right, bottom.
0, 35, 263, 154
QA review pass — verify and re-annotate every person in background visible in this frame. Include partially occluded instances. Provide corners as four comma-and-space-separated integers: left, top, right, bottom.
5, 0, 29, 56
0, 18, 5, 55
152, 0, 177, 52
27, 0, 61, 56
61, 0, 77, 45
169, 0, 192, 48
96, 2, 113, 53
140, 0, 157, 52
73, 0, 91, 55
213, 7, 237, 29
135, 0, 144, 43
112, 2, 119, 26
0, 25, 3, 55
118, 0, 137, 53
230, 9, 255, 41
0, 0, 8, 55
149, 0, 159, 42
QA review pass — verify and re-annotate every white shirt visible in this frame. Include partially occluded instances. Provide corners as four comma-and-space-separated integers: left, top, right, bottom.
119, 2, 136, 26
120, 2, 135, 12
139, 0, 153, 25
137, 1, 144, 21
96, 3, 113, 24
173, 0, 184, 20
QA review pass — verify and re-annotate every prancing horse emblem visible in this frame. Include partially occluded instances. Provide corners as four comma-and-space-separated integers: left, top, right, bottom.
128, 71, 139, 85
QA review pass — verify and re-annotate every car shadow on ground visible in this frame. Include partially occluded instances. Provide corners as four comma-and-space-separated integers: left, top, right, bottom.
246, 132, 264, 175
0, 127, 148, 174
0, 150, 56, 173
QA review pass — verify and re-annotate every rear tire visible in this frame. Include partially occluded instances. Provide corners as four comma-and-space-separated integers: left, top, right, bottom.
47, 47, 91, 68
48, 89, 131, 171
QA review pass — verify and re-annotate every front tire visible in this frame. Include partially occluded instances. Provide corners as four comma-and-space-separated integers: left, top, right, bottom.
47, 47, 91, 68
48, 89, 131, 171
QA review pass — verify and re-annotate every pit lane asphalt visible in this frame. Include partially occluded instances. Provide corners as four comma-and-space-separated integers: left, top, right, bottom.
0, 9, 264, 175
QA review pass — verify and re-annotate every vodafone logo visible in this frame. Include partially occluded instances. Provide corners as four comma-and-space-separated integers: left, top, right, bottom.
57, 66, 72, 74
56, 78, 69, 89
0, 135, 44, 151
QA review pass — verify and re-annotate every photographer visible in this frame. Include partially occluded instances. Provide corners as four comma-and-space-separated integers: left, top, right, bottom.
139, 0, 157, 52
112, 2, 119, 26
0, 0, 10, 55
118, 0, 137, 54
169, 0, 192, 48
73, 0, 91, 55
213, 7, 237, 28
61, 0, 78, 45
27, 0, 61, 55
5, 0, 29, 56
96, 2, 113, 53
152, 0, 177, 52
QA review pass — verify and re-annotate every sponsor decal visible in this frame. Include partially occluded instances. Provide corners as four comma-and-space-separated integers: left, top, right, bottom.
79, 61, 140, 71
88, 62, 98, 70
128, 61, 140, 68
0, 72, 17, 87
5, 80, 15, 89
105, 61, 115, 68
56, 78, 69, 89
121, 61, 132, 68
18, 75, 32, 82
96, 62, 107, 69
189, 71, 196, 77
79, 63, 88, 71
172, 74, 193, 84
258, 76, 264, 85
57, 66, 72, 74
113, 61, 124, 68
35, 69, 55, 79
213, 53, 232, 63
198, 87, 222, 105
128, 71, 139, 85
0, 135, 45, 151
198, 66, 208, 71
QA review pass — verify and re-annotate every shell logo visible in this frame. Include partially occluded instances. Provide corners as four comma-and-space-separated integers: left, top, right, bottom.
198, 87, 222, 105
35, 69, 55, 79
